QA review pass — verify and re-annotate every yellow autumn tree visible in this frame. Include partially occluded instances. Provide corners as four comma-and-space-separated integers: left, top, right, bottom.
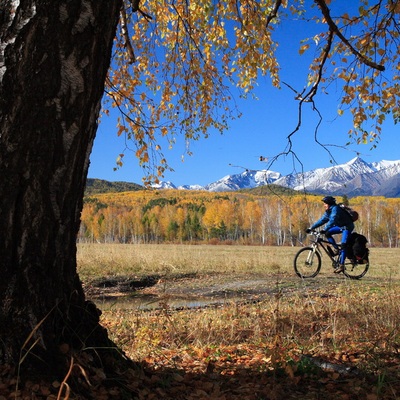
242, 200, 261, 242
106, 0, 399, 181
202, 200, 224, 234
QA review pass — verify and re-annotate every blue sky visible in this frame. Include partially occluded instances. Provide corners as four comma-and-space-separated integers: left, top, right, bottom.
88, 3, 399, 187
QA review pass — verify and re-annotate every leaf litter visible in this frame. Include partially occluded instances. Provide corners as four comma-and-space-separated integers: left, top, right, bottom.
1, 274, 399, 399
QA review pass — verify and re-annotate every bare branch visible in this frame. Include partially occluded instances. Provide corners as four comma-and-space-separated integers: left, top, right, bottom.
120, 6, 135, 64
303, 29, 334, 102
314, 0, 385, 71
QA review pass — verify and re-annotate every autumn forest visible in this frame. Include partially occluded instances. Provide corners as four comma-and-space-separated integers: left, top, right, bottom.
79, 189, 400, 247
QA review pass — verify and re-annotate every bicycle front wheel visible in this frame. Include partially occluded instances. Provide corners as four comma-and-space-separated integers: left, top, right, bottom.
294, 247, 321, 278
343, 258, 369, 280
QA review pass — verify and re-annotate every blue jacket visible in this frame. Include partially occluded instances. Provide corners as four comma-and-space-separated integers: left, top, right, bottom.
311, 204, 354, 231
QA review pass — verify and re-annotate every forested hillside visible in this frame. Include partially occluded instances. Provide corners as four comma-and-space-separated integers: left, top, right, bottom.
85, 178, 143, 195
80, 189, 400, 247
239, 184, 300, 196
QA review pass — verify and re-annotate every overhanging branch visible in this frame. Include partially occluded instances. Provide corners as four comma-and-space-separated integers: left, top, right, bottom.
130, 0, 152, 20
266, 0, 283, 28
120, 6, 135, 64
314, 0, 385, 71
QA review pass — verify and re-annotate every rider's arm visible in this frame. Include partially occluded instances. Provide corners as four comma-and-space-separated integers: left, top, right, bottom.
324, 206, 339, 231
310, 212, 329, 230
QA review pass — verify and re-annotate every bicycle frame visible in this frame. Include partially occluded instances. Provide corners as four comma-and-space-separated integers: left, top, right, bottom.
308, 231, 340, 265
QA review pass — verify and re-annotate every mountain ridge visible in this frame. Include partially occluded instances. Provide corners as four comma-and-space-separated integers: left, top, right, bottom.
85, 178, 143, 196
152, 157, 400, 197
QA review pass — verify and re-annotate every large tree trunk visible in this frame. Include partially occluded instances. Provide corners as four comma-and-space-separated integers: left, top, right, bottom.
0, 0, 122, 376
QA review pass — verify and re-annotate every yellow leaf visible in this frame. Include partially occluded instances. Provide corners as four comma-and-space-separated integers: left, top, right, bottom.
299, 44, 310, 55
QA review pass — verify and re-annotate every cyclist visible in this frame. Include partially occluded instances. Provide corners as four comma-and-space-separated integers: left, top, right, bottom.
306, 196, 354, 273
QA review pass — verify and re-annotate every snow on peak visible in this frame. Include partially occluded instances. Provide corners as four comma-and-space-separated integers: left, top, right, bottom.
153, 157, 400, 197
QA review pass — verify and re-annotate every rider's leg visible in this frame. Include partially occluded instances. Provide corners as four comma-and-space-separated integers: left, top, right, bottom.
325, 227, 341, 249
339, 229, 352, 265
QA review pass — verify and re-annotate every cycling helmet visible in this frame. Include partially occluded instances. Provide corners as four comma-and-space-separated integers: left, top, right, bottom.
322, 196, 336, 205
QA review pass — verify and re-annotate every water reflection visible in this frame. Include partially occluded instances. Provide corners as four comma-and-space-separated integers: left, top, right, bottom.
93, 293, 254, 312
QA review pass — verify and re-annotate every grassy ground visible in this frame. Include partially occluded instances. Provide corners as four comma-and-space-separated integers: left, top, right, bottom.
76, 244, 400, 399
77, 243, 400, 280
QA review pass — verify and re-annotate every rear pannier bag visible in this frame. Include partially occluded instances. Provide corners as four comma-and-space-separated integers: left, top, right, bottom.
346, 232, 369, 263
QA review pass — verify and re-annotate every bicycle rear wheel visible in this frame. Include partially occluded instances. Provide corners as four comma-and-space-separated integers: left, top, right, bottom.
343, 258, 369, 280
294, 247, 321, 278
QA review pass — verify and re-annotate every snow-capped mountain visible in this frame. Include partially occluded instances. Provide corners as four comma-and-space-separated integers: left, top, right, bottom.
273, 157, 400, 196
204, 170, 282, 192
272, 157, 400, 196
151, 181, 205, 190
153, 157, 400, 197
151, 181, 177, 190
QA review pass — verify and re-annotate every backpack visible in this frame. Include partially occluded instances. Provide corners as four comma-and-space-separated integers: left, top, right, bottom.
346, 232, 369, 263
338, 203, 359, 222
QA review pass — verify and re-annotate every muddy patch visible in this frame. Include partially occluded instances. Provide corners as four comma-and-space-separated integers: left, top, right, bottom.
85, 272, 346, 311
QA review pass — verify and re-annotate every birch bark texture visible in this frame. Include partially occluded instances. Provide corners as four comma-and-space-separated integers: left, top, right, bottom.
0, 0, 122, 372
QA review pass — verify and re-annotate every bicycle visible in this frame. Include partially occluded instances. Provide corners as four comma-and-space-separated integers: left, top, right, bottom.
294, 230, 369, 280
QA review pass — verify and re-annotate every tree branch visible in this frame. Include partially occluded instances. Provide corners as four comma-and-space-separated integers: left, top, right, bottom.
131, 0, 140, 12
266, 0, 282, 28
303, 29, 334, 102
314, 0, 385, 71
171, 1, 204, 60
130, 0, 152, 20
120, 6, 135, 64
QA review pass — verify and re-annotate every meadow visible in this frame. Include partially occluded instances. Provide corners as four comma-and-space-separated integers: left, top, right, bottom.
77, 243, 400, 280
77, 244, 400, 399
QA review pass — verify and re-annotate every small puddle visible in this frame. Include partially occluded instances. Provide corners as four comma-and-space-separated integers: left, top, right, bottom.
93, 293, 257, 311
88, 274, 310, 312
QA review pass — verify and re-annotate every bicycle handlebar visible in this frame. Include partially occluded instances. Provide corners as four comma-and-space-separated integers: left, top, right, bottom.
307, 230, 327, 241
308, 229, 324, 236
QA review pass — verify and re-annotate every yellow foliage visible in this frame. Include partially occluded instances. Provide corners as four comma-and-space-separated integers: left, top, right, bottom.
103, 0, 400, 185
80, 190, 400, 247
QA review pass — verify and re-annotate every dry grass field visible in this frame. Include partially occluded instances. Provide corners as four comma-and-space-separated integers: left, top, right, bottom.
77, 243, 400, 281
75, 244, 400, 398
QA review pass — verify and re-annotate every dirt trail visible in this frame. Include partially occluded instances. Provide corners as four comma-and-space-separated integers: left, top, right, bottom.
86, 272, 360, 310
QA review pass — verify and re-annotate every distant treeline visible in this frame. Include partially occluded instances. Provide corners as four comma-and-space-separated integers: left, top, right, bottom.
79, 189, 400, 247
85, 178, 143, 195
